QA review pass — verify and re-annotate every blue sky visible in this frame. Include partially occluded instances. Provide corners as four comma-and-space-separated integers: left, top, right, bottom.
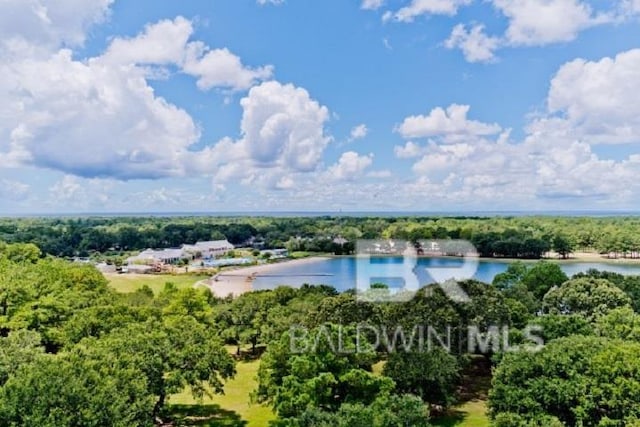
1, 0, 640, 213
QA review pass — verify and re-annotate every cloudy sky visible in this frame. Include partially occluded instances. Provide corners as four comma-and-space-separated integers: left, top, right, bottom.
2, 0, 640, 213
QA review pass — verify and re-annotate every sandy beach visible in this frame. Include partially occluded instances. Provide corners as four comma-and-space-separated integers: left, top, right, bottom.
203, 256, 330, 298
544, 251, 640, 264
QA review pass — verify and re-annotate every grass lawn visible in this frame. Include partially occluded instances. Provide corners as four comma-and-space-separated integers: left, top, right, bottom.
431, 400, 490, 427
289, 251, 314, 259
168, 358, 275, 427
370, 359, 490, 427
431, 355, 491, 427
105, 273, 210, 294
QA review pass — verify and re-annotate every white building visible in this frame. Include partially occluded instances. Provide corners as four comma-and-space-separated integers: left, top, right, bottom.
184, 240, 234, 259
126, 248, 191, 266
125, 240, 234, 267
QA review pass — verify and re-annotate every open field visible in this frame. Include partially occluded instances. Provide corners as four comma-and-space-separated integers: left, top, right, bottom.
104, 273, 211, 294
432, 400, 489, 427
169, 358, 275, 427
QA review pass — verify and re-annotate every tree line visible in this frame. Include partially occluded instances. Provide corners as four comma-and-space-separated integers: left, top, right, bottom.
5, 215, 640, 260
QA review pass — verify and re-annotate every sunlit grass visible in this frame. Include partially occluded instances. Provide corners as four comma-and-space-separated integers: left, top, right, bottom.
105, 273, 210, 294
431, 400, 490, 427
169, 358, 275, 427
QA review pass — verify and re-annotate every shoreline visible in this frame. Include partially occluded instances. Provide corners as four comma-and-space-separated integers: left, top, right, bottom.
204, 256, 330, 298
545, 251, 640, 264
125, 251, 640, 299
321, 251, 640, 265
205, 251, 640, 298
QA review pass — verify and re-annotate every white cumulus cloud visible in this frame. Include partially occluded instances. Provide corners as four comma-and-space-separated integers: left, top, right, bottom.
533, 48, 640, 144
394, 141, 425, 158
390, 0, 472, 22
238, 81, 331, 171
362, 0, 385, 10
2, 49, 199, 180
102, 17, 193, 66
445, 24, 500, 63
492, 0, 609, 46
183, 44, 274, 91
208, 81, 333, 188
0, 13, 275, 180
396, 48, 640, 207
396, 104, 502, 140
327, 151, 374, 181
349, 124, 369, 141
0, 0, 113, 49
103, 16, 274, 91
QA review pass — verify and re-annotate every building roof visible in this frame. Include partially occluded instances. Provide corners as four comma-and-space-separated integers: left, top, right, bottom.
127, 248, 186, 264
127, 240, 234, 265
156, 248, 185, 260
194, 240, 234, 250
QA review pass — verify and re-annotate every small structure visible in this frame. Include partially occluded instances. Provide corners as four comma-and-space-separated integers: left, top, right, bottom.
202, 258, 252, 267
124, 264, 154, 274
95, 262, 116, 273
260, 248, 289, 259
333, 236, 348, 246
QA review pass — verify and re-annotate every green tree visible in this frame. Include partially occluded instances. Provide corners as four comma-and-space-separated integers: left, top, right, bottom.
489, 336, 640, 426
493, 412, 564, 427
543, 277, 632, 320
552, 234, 574, 259
60, 304, 155, 347
310, 293, 383, 326
0, 330, 44, 386
87, 316, 235, 420
0, 351, 154, 427
0, 243, 41, 263
255, 324, 389, 419
520, 261, 568, 300
595, 306, 640, 341
291, 394, 430, 427
382, 348, 461, 407
535, 314, 593, 342
217, 290, 278, 354
492, 262, 528, 290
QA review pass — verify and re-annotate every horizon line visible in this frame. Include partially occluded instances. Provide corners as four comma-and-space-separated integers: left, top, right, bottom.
2, 209, 640, 218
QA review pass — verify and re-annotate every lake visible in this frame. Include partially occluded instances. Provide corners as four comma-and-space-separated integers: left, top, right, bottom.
252, 256, 640, 292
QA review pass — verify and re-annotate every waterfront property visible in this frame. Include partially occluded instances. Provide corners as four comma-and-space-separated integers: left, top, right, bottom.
125, 240, 235, 268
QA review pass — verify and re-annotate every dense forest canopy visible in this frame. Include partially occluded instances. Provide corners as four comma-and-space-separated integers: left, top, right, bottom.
3, 215, 640, 259
1, 238, 640, 425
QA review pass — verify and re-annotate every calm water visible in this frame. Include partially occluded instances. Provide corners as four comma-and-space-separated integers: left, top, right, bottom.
252, 257, 640, 292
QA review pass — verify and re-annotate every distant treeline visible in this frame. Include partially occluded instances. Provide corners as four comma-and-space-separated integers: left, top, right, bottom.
2, 215, 640, 259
